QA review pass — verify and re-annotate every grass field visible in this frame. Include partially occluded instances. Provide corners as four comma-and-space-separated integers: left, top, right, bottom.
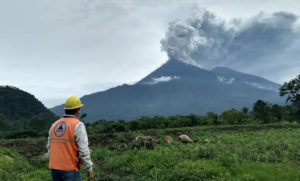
1, 123, 300, 181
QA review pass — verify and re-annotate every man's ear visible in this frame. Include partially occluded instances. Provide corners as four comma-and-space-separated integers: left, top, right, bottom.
76, 108, 81, 116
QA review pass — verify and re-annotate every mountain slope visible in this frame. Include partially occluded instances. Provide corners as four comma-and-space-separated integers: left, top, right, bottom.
0, 86, 56, 121
51, 59, 284, 122
212, 67, 280, 92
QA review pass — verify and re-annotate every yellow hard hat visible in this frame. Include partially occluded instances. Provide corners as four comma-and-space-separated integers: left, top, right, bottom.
64, 96, 84, 110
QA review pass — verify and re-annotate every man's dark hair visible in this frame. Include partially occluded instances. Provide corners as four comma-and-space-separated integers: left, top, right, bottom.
65, 108, 80, 115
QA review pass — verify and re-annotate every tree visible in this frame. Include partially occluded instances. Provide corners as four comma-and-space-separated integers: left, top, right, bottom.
252, 100, 271, 123
280, 74, 300, 107
28, 114, 51, 131
220, 109, 246, 125
206, 112, 219, 125
0, 114, 12, 131
241, 107, 249, 115
270, 104, 282, 121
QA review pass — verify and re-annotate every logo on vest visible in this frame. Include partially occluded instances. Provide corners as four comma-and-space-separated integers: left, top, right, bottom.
54, 122, 66, 137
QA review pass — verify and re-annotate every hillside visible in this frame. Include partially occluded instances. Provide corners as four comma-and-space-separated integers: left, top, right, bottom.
52, 59, 284, 122
0, 86, 55, 120
0, 86, 57, 137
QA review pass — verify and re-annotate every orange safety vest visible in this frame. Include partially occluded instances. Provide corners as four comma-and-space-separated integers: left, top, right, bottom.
49, 117, 82, 172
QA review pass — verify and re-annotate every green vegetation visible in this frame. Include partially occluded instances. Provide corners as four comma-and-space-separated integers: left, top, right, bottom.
2, 123, 300, 180
0, 86, 55, 120
0, 86, 57, 139
86, 100, 298, 135
280, 74, 300, 115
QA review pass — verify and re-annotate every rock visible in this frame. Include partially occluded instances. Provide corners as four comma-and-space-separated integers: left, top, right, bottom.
41, 153, 49, 160
164, 136, 173, 143
117, 143, 127, 151
132, 136, 156, 150
178, 134, 193, 143
1, 155, 14, 162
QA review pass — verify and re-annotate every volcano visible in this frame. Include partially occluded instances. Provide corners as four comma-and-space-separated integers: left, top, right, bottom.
51, 59, 284, 122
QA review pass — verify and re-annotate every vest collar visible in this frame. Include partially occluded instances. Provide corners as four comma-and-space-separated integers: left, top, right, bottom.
63, 114, 78, 119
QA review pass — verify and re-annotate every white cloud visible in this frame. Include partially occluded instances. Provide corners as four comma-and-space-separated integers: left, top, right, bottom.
143, 76, 181, 85
217, 76, 235, 84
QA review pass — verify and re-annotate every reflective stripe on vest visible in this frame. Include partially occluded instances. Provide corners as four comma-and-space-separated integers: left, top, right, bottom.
50, 138, 76, 143
49, 117, 81, 172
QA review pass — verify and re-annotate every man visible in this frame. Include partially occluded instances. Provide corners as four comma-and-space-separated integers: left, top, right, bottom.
47, 95, 94, 181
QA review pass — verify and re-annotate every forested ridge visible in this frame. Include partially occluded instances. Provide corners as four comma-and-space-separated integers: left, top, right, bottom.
0, 86, 57, 138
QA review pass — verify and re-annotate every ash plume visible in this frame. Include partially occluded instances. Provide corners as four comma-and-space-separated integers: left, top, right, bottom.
160, 9, 300, 72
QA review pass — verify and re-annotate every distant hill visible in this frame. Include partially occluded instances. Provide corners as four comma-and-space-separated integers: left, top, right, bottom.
51, 59, 285, 122
0, 86, 56, 121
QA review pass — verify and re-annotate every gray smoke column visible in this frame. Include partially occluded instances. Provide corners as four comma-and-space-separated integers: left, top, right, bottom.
161, 9, 300, 70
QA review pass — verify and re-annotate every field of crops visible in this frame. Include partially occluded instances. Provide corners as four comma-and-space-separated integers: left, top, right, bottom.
1, 123, 300, 181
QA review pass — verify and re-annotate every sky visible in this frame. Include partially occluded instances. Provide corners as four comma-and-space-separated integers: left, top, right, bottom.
0, 0, 300, 108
